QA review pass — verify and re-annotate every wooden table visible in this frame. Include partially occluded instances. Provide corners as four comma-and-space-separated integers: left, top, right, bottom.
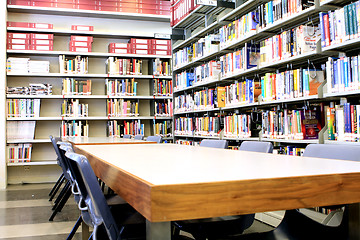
64, 136, 155, 145
74, 144, 360, 240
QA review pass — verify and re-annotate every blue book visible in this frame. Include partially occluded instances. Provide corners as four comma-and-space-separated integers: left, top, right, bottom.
319, 12, 326, 48
333, 59, 338, 90
344, 57, 349, 89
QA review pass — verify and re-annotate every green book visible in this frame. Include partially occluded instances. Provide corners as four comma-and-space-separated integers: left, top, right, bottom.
344, 5, 351, 38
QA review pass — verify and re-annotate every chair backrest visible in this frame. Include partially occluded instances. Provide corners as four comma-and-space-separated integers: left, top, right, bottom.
199, 139, 228, 149
146, 135, 162, 143
65, 151, 122, 240
123, 134, 131, 139
50, 136, 71, 179
239, 141, 273, 153
134, 135, 144, 140
303, 144, 360, 161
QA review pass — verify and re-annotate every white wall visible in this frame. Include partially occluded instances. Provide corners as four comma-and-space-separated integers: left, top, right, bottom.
0, 1, 7, 189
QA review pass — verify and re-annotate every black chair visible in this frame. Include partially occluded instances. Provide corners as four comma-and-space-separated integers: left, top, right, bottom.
146, 135, 162, 143
49, 136, 66, 201
235, 144, 360, 240
123, 134, 131, 139
199, 139, 228, 149
134, 135, 144, 140
173, 141, 273, 240
65, 151, 146, 240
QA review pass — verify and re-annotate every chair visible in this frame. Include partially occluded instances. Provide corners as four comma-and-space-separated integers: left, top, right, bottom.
239, 141, 273, 153
173, 141, 273, 240
65, 151, 146, 240
122, 134, 131, 139
134, 134, 144, 140
48, 136, 65, 201
199, 139, 228, 149
146, 135, 162, 143
235, 144, 360, 240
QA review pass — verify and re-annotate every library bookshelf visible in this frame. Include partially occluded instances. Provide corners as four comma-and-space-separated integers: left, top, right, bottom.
171, 0, 360, 226
171, 0, 360, 148
2, 2, 172, 185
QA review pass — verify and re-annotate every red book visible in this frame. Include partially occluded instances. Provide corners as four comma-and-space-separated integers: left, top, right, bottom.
323, 13, 331, 47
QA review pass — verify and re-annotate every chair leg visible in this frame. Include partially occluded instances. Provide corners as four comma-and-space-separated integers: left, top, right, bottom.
49, 174, 65, 201
49, 187, 72, 221
52, 181, 70, 210
66, 215, 82, 240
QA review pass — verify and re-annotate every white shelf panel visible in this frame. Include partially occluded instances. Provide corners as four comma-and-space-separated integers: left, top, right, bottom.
261, 138, 319, 144
193, 108, 220, 113
6, 73, 173, 79
324, 140, 360, 145
324, 90, 360, 98
7, 5, 170, 22
7, 27, 156, 38
7, 139, 51, 144
260, 95, 320, 106
7, 50, 171, 59
7, 95, 172, 100
322, 37, 360, 52
223, 137, 260, 141
7, 161, 58, 166
174, 134, 194, 138
7, 117, 62, 121
220, 67, 259, 81
193, 135, 220, 139
220, 102, 259, 110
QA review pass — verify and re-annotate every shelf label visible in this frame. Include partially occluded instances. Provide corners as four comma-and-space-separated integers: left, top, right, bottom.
154, 33, 171, 39
196, 0, 217, 6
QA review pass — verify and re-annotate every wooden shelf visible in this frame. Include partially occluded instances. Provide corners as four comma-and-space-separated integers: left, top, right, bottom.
7, 5, 170, 22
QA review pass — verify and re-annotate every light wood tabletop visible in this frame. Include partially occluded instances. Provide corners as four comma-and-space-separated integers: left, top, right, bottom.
64, 136, 155, 145
74, 144, 360, 240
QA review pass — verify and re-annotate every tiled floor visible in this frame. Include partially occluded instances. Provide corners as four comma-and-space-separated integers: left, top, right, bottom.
0, 183, 274, 240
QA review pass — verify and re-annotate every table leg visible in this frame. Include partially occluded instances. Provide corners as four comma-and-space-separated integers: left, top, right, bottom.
82, 221, 90, 240
146, 220, 171, 240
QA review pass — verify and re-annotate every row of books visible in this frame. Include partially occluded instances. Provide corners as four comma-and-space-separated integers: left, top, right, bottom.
219, 11, 258, 49
278, 146, 305, 156
261, 69, 324, 102
7, 83, 52, 95
174, 70, 195, 91
154, 99, 173, 117
7, 144, 32, 163
153, 58, 172, 76
193, 60, 220, 86
261, 107, 322, 140
61, 99, 89, 117
7, 99, 41, 118
257, 0, 315, 30
107, 120, 144, 137
224, 79, 256, 106
175, 140, 194, 145
60, 120, 89, 137
174, 116, 221, 137
106, 99, 139, 117
7, 32, 54, 51
174, 93, 194, 113
7, 57, 50, 74
153, 79, 173, 96
153, 120, 172, 137
59, 55, 88, 74
220, 43, 259, 78
224, 114, 251, 138
62, 78, 92, 95
193, 88, 221, 111
319, 1, 360, 48
105, 78, 137, 96
173, 34, 220, 69
326, 55, 360, 94
260, 25, 320, 66
106, 57, 143, 75
7, 121, 36, 140
327, 102, 360, 142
